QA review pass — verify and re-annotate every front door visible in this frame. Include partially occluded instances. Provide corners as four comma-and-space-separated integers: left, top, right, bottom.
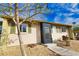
41, 23, 52, 44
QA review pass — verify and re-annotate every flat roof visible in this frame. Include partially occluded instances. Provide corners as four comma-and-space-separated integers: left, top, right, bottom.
0, 15, 72, 27
31, 20, 72, 27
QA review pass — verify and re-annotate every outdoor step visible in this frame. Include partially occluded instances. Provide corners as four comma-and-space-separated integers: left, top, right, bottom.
46, 44, 79, 56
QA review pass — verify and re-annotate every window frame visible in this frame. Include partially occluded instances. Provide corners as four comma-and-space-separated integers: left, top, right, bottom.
61, 26, 67, 32
56, 26, 61, 33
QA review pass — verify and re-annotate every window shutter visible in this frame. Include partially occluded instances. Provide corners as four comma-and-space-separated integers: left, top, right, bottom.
10, 26, 15, 34
28, 24, 31, 33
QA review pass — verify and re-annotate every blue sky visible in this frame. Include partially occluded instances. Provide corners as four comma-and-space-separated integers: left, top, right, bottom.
0, 3, 79, 25
43, 3, 79, 24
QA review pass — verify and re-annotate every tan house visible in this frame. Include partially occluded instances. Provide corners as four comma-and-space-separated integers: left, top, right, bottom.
0, 15, 74, 46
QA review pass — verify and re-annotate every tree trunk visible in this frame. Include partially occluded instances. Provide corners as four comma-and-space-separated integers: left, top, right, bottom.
15, 3, 25, 56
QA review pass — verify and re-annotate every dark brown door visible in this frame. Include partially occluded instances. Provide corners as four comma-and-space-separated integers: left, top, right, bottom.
40, 23, 52, 44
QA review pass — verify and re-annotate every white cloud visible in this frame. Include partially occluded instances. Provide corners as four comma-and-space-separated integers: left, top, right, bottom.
72, 3, 78, 8
54, 16, 79, 25
54, 3, 79, 25
66, 3, 79, 13
54, 16, 62, 23
64, 17, 79, 25
57, 3, 79, 13
31, 14, 48, 21
63, 13, 74, 16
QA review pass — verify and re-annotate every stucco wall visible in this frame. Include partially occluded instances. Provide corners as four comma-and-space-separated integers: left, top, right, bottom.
1, 19, 9, 46
8, 23, 40, 46
51, 26, 69, 42
7, 22, 72, 46
36, 23, 41, 43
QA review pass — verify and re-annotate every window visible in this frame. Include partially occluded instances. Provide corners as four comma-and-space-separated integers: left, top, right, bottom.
20, 23, 27, 32
56, 26, 61, 33
61, 27, 66, 32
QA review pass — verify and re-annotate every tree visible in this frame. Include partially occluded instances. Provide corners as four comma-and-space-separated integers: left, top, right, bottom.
0, 3, 50, 56
14, 3, 25, 56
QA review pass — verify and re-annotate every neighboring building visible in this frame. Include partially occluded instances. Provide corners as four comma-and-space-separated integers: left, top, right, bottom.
0, 15, 73, 46
73, 25, 79, 40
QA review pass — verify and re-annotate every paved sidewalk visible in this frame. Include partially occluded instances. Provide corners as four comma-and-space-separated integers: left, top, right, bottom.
45, 44, 79, 56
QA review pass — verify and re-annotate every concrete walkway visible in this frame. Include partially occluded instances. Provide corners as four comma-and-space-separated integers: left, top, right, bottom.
45, 44, 79, 56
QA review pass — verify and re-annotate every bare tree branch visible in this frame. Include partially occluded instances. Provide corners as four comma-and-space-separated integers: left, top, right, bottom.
12, 17, 17, 24
0, 4, 14, 9
15, 3, 25, 56
2, 11, 11, 16
19, 4, 28, 11
20, 12, 42, 24
0, 4, 9, 7
8, 3, 13, 15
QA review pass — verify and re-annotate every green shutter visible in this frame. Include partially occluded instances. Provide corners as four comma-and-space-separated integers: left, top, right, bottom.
28, 24, 31, 33
10, 26, 15, 34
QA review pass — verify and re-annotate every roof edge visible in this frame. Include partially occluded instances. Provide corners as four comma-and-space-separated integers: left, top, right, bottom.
0, 15, 72, 27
